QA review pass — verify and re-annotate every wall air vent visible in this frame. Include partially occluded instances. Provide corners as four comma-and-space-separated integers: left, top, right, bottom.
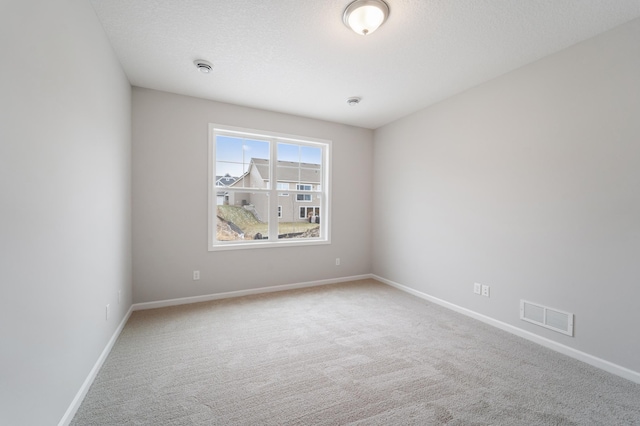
520, 300, 574, 336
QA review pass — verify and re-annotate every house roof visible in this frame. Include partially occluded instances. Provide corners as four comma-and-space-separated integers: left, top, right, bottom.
215, 174, 238, 186
251, 158, 321, 184
229, 158, 321, 187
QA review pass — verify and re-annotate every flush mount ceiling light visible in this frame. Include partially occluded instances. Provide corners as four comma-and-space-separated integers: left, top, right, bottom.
343, 0, 389, 36
194, 59, 213, 73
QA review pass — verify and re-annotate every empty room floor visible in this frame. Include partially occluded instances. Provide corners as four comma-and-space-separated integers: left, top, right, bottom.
71, 279, 640, 425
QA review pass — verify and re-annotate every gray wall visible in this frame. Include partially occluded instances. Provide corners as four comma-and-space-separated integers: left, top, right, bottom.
2, 2, 637, 422
132, 88, 373, 303
0, 1, 132, 424
373, 18, 640, 373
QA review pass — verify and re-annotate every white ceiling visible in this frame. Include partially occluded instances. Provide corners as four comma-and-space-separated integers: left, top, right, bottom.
90, 0, 640, 129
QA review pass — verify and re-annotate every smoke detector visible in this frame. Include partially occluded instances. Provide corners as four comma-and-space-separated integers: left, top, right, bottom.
347, 97, 361, 106
194, 59, 213, 74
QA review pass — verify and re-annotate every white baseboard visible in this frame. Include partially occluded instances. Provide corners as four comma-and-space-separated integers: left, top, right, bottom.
60, 272, 638, 426
58, 305, 134, 426
373, 274, 640, 385
132, 274, 373, 311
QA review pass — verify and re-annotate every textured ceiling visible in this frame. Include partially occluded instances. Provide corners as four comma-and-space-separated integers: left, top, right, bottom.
90, 0, 640, 129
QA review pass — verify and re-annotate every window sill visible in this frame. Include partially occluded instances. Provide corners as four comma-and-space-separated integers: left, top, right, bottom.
208, 238, 330, 252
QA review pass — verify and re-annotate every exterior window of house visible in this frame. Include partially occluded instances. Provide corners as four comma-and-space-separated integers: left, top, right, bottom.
209, 124, 330, 250
296, 184, 312, 201
300, 206, 320, 220
277, 182, 289, 196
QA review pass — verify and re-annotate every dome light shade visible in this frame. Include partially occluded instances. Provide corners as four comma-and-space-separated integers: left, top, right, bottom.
343, 0, 389, 36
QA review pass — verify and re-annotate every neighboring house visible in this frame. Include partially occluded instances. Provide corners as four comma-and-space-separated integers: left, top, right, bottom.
215, 173, 237, 205
228, 158, 321, 223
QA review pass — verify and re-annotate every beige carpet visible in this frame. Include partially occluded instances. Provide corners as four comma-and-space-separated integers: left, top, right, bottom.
71, 279, 640, 425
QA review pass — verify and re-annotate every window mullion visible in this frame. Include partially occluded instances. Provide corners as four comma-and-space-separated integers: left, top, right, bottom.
320, 145, 328, 240
268, 138, 278, 240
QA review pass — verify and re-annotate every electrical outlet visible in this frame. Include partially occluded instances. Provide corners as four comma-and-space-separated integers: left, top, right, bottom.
481, 284, 490, 297
474, 283, 481, 295
335, 258, 341, 266
106, 304, 110, 321
193, 270, 200, 280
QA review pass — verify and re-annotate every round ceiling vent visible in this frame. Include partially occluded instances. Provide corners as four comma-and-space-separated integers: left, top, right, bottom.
347, 97, 361, 106
194, 59, 213, 73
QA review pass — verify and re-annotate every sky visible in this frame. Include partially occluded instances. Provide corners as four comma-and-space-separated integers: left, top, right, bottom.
215, 135, 322, 177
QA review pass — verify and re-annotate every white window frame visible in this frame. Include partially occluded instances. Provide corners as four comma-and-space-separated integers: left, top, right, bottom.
208, 123, 331, 251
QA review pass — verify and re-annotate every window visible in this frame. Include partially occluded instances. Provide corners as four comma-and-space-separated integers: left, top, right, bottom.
209, 124, 330, 250
295, 184, 312, 201
300, 206, 320, 220
277, 182, 289, 196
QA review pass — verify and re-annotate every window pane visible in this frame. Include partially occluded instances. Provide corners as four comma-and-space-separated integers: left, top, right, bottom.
278, 142, 322, 164
277, 142, 322, 188
216, 192, 269, 241
276, 142, 322, 239
216, 135, 270, 189
279, 203, 321, 239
